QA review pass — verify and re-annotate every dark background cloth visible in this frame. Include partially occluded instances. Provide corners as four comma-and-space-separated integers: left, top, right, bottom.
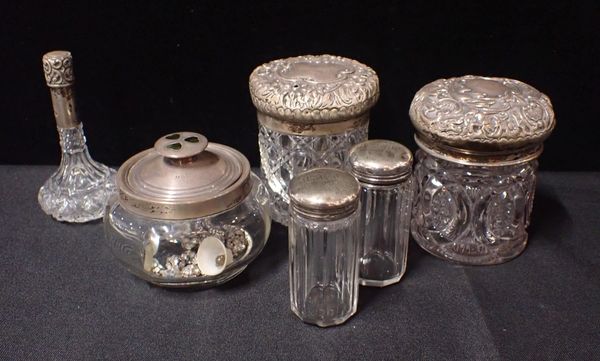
2, 1, 600, 170
1, 167, 599, 360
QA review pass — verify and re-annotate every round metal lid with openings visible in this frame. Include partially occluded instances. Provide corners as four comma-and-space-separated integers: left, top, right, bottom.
409, 75, 555, 166
117, 131, 251, 220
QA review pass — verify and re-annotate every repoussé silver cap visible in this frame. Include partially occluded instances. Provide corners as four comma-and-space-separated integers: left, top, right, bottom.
288, 168, 360, 221
348, 140, 413, 185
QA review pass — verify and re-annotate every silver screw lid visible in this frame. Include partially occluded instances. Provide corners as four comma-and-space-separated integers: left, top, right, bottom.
409, 75, 556, 166
348, 140, 413, 185
117, 132, 251, 220
249, 54, 379, 135
289, 168, 360, 221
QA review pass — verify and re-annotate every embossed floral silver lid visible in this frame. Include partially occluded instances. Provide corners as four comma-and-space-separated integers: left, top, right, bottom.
249, 54, 379, 135
117, 132, 251, 220
409, 75, 555, 166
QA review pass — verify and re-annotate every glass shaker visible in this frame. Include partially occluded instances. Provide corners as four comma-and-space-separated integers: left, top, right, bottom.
249, 54, 379, 225
288, 168, 360, 327
347, 140, 414, 287
409, 75, 556, 265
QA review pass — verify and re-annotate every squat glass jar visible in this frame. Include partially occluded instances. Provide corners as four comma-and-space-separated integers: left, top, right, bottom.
348, 140, 414, 286
249, 54, 379, 225
104, 132, 271, 287
409, 76, 555, 265
288, 168, 360, 327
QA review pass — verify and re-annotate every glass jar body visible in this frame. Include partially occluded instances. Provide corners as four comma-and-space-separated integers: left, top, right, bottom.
104, 173, 271, 287
258, 122, 368, 225
358, 178, 413, 286
411, 150, 538, 265
288, 210, 360, 327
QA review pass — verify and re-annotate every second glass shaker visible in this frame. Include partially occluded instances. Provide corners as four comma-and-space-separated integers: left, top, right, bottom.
348, 140, 414, 287
288, 168, 360, 327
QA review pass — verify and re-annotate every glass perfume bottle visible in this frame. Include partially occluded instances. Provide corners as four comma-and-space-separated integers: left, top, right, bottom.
409, 75, 555, 265
38, 50, 116, 223
288, 168, 360, 327
347, 140, 414, 287
249, 55, 379, 226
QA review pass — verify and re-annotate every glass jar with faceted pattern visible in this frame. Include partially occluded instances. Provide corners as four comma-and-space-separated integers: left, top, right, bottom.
409, 75, 555, 265
250, 55, 379, 225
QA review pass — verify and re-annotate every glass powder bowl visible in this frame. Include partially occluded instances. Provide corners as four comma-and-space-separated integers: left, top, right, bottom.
104, 132, 271, 287
409, 76, 555, 265
249, 54, 379, 225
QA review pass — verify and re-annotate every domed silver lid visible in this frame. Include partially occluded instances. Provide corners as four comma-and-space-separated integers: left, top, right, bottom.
249, 54, 379, 135
348, 140, 413, 185
409, 75, 555, 166
289, 168, 359, 221
117, 132, 251, 220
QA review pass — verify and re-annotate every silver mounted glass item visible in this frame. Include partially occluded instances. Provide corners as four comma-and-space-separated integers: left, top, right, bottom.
288, 168, 360, 327
249, 54, 379, 225
104, 131, 271, 287
347, 140, 414, 286
409, 75, 556, 265
38, 50, 116, 223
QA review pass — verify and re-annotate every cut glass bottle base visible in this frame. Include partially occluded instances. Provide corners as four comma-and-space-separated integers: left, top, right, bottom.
413, 234, 528, 265
38, 165, 116, 223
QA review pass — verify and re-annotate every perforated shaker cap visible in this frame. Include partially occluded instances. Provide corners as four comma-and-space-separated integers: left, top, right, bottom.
289, 168, 360, 221
348, 140, 413, 185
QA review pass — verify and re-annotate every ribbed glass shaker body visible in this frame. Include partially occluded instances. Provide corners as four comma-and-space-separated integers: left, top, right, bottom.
288, 168, 361, 327
249, 55, 379, 226
357, 180, 413, 286
289, 210, 359, 327
409, 76, 555, 265
348, 140, 414, 286
411, 150, 537, 265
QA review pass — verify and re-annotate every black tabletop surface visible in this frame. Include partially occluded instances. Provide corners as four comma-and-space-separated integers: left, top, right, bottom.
1, 166, 599, 360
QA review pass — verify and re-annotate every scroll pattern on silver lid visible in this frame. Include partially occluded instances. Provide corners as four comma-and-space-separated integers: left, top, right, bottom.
42, 51, 74, 87
409, 75, 555, 147
249, 54, 379, 123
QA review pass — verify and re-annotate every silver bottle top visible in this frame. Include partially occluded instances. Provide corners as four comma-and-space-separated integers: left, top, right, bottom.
289, 168, 360, 221
409, 75, 555, 166
117, 132, 251, 220
348, 140, 413, 185
42, 50, 80, 128
249, 54, 379, 135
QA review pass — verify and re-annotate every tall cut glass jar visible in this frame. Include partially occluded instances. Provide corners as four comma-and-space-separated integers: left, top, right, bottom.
288, 168, 360, 327
348, 140, 414, 286
409, 75, 555, 265
249, 54, 379, 225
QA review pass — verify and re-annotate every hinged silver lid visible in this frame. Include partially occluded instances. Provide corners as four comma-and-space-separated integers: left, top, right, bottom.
249, 54, 379, 135
117, 132, 251, 220
409, 75, 555, 166
348, 140, 413, 185
289, 168, 359, 221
